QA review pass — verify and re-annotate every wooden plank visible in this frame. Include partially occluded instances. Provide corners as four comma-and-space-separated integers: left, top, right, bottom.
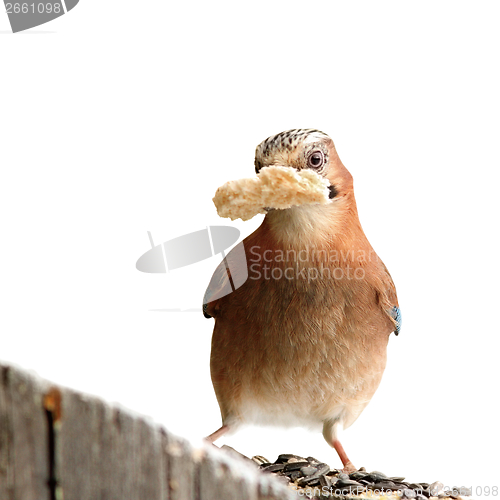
0, 362, 297, 500
57, 389, 166, 500
199, 444, 257, 500
257, 478, 297, 500
107, 406, 165, 500
54, 387, 105, 499
0, 364, 50, 500
0, 365, 14, 499
163, 430, 197, 500
159, 429, 171, 500
199, 444, 297, 500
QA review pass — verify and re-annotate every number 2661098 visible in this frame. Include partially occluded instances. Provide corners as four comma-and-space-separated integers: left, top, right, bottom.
5, 3, 62, 14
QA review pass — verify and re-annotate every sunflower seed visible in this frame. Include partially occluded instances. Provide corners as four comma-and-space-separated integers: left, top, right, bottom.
296, 465, 331, 486
315, 464, 331, 476
350, 471, 369, 480
275, 454, 305, 463
249, 451, 448, 499
394, 483, 411, 490
251, 455, 270, 465
297, 475, 320, 486
320, 475, 332, 488
262, 463, 285, 473
365, 471, 390, 482
283, 461, 310, 472
300, 466, 318, 476
369, 481, 397, 490
429, 481, 444, 496
337, 479, 365, 488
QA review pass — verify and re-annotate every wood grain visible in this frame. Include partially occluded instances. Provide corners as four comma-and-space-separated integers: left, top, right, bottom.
0, 362, 294, 500
0, 364, 50, 500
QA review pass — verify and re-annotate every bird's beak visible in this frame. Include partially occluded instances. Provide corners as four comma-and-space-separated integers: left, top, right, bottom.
328, 185, 338, 199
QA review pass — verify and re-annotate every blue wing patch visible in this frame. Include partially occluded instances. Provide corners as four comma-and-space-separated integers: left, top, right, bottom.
391, 306, 402, 336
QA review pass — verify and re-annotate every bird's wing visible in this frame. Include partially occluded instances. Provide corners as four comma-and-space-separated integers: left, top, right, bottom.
202, 257, 232, 318
202, 241, 248, 319
377, 262, 401, 336
390, 304, 402, 336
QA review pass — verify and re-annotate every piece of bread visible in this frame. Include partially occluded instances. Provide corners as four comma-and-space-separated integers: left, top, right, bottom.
213, 166, 331, 221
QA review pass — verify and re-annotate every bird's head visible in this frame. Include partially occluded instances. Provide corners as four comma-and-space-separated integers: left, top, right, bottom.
254, 129, 357, 244
254, 129, 353, 198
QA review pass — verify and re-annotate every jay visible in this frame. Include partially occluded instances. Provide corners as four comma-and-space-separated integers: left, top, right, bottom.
203, 129, 400, 471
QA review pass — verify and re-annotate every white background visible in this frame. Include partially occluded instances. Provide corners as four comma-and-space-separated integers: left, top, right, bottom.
1, 0, 499, 490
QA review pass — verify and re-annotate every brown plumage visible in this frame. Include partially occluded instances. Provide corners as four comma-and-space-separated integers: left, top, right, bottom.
204, 129, 399, 470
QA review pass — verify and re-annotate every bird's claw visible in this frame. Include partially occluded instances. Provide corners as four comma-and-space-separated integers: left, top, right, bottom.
341, 461, 357, 473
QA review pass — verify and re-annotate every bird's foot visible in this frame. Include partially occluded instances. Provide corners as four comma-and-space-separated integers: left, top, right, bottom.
331, 439, 357, 472
341, 461, 357, 473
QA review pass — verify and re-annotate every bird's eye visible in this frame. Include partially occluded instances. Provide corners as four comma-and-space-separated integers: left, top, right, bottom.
307, 150, 324, 169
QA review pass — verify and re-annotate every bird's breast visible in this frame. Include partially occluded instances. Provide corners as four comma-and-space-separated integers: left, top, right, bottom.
210, 236, 389, 426
209, 194, 396, 429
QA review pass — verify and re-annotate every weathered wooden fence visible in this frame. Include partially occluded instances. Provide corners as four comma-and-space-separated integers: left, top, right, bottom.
0, 362, 295, 500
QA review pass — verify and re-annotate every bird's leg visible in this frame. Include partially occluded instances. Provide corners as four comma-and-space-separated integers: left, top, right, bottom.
332, 439, 357, 472
323, 420, 357, 472
205, 424, 229, 445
